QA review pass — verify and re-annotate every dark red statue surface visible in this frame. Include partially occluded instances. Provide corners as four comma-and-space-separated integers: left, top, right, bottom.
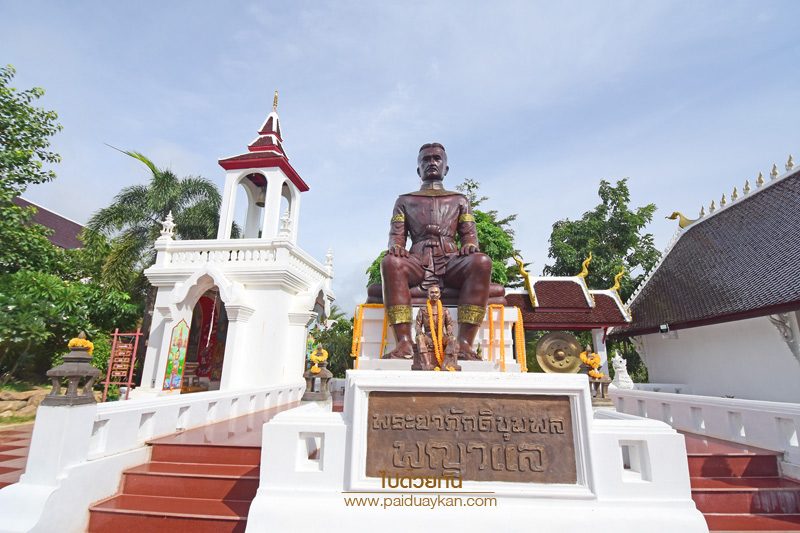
381, 143, 491, 362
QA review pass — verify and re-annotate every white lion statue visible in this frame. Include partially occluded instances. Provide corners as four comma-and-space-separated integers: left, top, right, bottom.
611, 350, 635, 390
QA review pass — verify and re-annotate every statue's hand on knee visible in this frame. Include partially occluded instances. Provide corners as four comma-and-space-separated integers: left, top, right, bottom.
388, 244, 408, 258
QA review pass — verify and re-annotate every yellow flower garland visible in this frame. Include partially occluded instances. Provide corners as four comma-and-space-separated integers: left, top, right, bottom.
427, 299, 444, 367
68, 337, 94, 355
515, 307, 527, 372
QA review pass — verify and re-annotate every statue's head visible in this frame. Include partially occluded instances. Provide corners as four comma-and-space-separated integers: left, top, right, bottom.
417, 143, 448, 183
427, 284, 442, 302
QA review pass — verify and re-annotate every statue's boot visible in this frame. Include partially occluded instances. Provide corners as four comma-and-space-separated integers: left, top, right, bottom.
412, 347, 438, 371
456, 323, 483, 361
442, 341, 461, 371
387, 323, 414, 359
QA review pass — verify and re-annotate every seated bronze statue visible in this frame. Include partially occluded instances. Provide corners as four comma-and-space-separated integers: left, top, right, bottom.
378, 142, 504, 361
413, 285, 459, 371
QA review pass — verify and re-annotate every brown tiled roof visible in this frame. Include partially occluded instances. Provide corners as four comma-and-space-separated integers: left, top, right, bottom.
616, 169, 800, 336
12, 197, 84, 249
533, 279, 589, 308
507, 291, 629, 330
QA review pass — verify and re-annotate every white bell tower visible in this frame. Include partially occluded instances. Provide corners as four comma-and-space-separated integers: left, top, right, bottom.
136, 93, 333, 398
217, 91, 305, 244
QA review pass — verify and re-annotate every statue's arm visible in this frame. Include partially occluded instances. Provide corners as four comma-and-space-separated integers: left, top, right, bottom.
388, 197, 408, 257
443, 308, 455, 337
415, 308, 425, 336
457, 196, 479, 255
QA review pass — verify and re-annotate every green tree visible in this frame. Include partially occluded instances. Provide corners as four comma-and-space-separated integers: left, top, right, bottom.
0, 270, 138, 384
0, 65, 62, 196
366, 179, 518, 287
543, 179, 659, 301
0, 67, 139, 385
87, 149, 223, 290
308, 306, 354, 379
543, 179, 660, 381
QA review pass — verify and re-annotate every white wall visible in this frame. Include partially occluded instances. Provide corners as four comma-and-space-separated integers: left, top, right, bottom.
640, 315, 800, 402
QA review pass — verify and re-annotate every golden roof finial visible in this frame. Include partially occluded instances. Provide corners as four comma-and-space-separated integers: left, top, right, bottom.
720, 193, 727, 207
576, 252, 592, 279
787, 155, 795, 172
744, 180, 751, 195
666, 211, 697, 228
609, 268, 625, 293
272, 90, 279, 111
756, 172, 765, 187
699, 205, 705, 217
771, 164, 779, 180
709, 200, 716, 213
513, 255, 536, 308
731, 186, 739, 201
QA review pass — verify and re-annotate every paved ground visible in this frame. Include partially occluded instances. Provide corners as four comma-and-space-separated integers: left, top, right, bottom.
0, 423, 33, 488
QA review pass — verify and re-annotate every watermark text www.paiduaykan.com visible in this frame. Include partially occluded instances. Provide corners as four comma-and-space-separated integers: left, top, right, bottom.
342, 472, 497, 510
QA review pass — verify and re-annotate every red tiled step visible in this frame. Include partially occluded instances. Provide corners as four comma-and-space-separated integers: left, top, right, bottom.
687, 454, 779, 478
692, 477, 800, 514
149, 444, 261, 466
88, 494, 248, 533
122, 462, 259, 500
703, 512, 800, 531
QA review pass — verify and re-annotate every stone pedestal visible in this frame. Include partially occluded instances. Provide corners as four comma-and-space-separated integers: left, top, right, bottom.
246, 371, 707, 532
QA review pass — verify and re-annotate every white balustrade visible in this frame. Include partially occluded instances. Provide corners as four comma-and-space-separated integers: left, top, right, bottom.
611, 388, 800, 479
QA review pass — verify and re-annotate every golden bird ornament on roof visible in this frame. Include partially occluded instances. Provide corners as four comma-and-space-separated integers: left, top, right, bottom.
666, 211, 697, 229
513, 255, 536, 308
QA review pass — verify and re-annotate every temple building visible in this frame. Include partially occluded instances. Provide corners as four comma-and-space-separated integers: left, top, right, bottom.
12, 196, 84, 249
612, 160, 800, 403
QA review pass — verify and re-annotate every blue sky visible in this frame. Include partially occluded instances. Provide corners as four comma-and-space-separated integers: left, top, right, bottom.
3, 1, 800, 310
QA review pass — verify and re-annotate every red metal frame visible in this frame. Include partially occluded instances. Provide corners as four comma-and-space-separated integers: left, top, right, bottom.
102, 328, 142, 402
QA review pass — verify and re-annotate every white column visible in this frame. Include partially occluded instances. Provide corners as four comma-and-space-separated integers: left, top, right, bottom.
592, 328, 609, 376
217, 171, 239, 239
288, 189, 301, 244
262, 173, 284, 239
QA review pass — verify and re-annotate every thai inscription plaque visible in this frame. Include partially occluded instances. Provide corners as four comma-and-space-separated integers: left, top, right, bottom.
366, 391, 577, 484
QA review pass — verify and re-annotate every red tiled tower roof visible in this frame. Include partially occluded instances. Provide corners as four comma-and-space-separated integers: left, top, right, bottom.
218, 94, 309, 192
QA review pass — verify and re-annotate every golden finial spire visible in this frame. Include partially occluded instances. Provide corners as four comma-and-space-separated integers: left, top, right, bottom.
731, 186, 738, 201
771, 164, 779, 180
272, 90, 279, 111
576, 252, 592, 279
609, 268, 625, 293
720, 193, 727, 207
744, 180, 751, 195
756, 172, 765, 187
709, 200, 716, 213
787, 155, 795, 172
699, 205, 705, 217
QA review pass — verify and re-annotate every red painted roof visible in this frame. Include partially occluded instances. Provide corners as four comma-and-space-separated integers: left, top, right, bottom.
12, 197, 84, 249
507, 292, 628, 330
533, 279, 589, 309
218, 108, 309, 192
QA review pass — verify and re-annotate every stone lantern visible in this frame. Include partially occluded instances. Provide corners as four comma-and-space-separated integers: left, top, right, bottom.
302, 346, 333, 402
43, 332, 101, 406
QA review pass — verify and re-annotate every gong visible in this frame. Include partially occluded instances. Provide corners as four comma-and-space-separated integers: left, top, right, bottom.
536, 332, 582, 373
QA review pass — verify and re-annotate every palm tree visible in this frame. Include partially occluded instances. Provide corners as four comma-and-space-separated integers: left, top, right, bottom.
88, 149, 223, 289
88, 149, 224, 367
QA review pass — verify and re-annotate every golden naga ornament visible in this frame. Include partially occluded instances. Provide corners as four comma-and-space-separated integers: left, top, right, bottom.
535, 331, 582, 373
576, 252, 592, 279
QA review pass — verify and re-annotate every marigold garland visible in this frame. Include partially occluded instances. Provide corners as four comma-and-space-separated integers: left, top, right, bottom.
427, 299, 444, 367
515, 307, 527, 372
580, 350, 605, 379
68, 337, 94, 355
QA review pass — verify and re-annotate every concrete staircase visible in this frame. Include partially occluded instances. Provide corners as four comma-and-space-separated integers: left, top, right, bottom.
88, 405, 294, 532
685, 432, 800, 531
